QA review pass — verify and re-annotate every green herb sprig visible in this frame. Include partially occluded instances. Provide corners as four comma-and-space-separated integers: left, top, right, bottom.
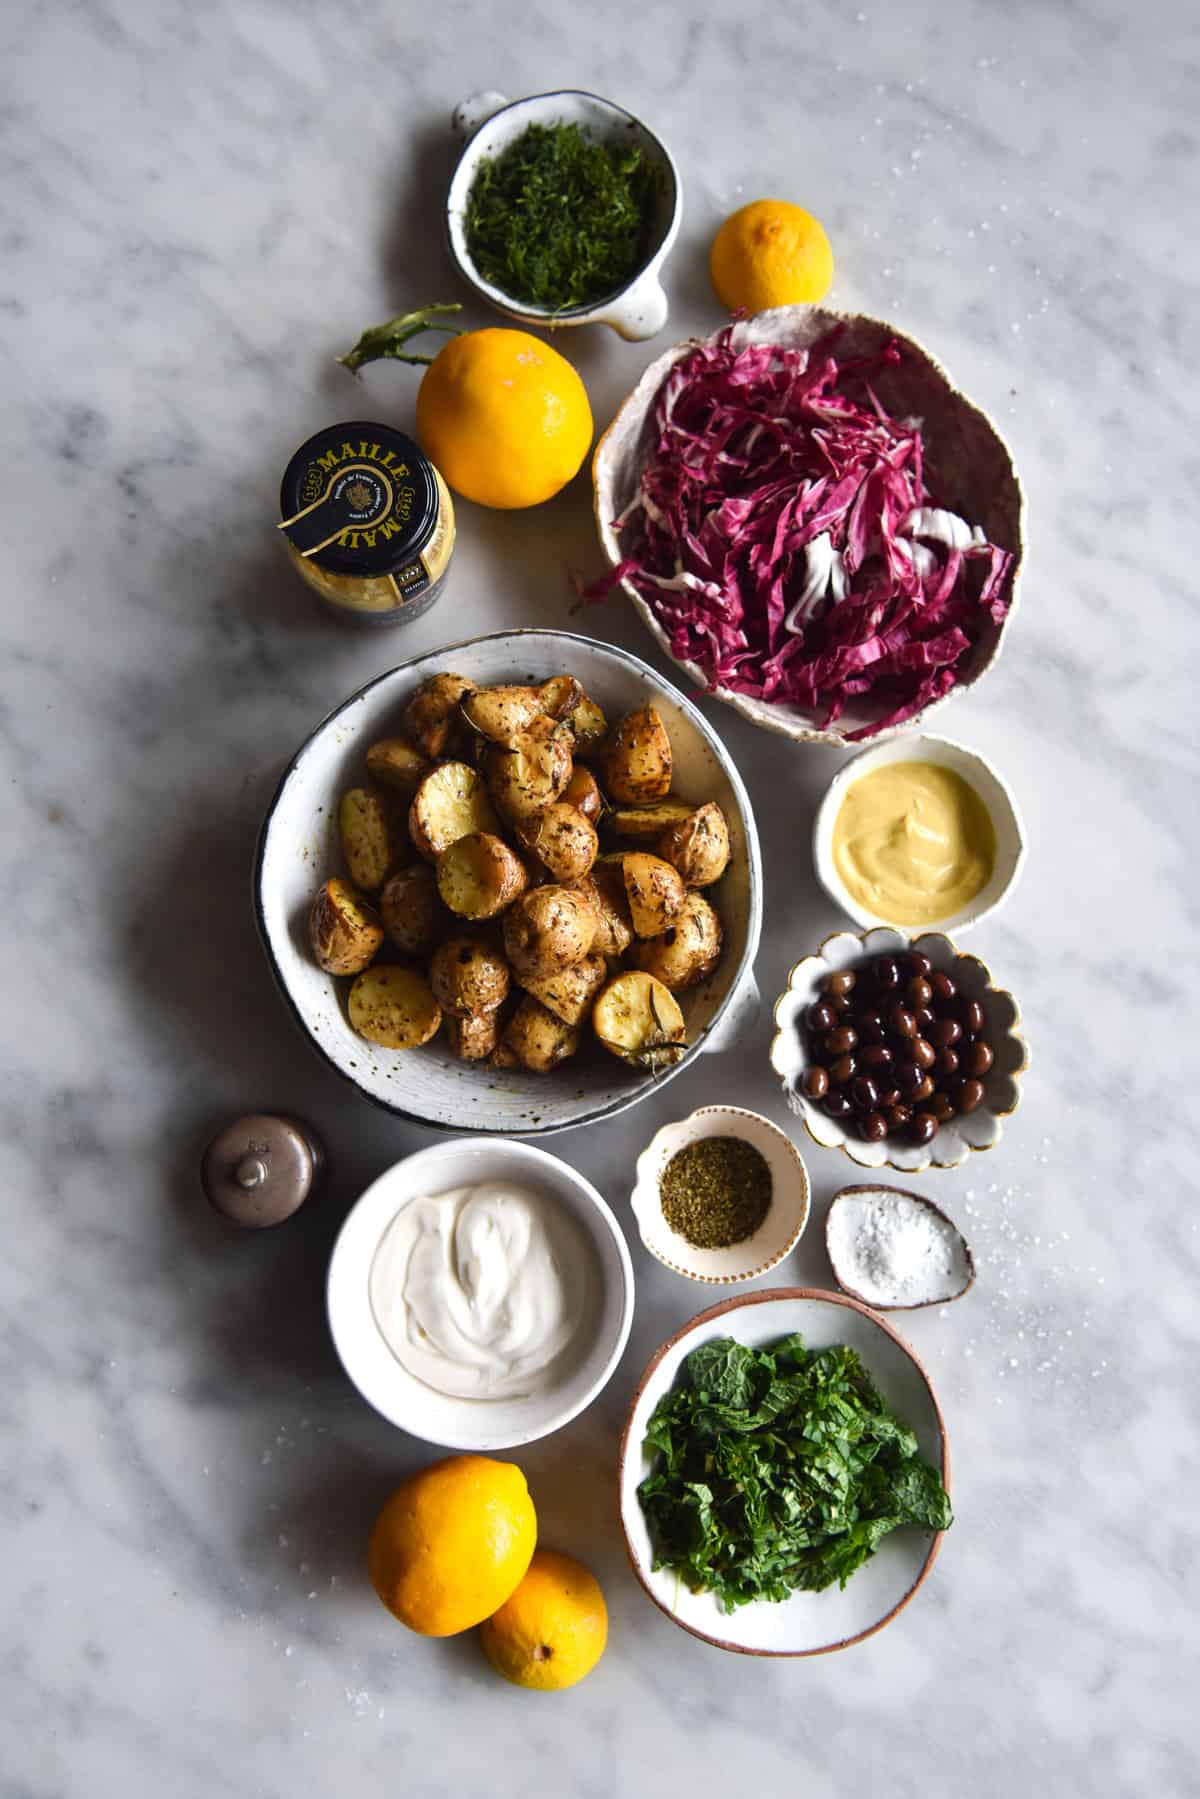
338, 303, 463, 373
638, 1333, 953, 1611
465, 122, 660, 312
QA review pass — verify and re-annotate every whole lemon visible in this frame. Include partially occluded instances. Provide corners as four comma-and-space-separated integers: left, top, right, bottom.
479, 1548, 608, 1691
368, 1455, 536, 1637
416, 328, 593, 510
709, 198, 834, 313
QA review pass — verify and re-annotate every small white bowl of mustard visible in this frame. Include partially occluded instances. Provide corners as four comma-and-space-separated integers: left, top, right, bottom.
813, 735, 1025, 935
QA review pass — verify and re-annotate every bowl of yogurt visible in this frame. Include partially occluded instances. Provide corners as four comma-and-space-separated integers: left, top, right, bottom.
327, 1138, 634, 1450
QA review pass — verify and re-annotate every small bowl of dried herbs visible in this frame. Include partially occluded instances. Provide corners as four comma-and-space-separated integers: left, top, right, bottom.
630, 1105, 810, 1283
447, 89, 682, 341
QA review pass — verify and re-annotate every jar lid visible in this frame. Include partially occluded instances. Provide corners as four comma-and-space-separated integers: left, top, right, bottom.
279, 422, 438, 578
201, 1113, 323, 1228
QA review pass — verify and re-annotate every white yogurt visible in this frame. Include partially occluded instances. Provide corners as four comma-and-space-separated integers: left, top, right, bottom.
368, 1181, 592, 1400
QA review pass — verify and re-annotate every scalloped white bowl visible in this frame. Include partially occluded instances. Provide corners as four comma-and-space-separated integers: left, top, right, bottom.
769, 926, 1028, 1173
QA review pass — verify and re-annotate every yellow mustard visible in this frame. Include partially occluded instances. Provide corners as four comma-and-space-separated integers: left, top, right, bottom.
832, 761, 996, 925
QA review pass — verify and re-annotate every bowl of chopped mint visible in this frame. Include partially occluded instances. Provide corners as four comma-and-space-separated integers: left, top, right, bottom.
447, 90, 681, 340
618, 1289, 951, 1654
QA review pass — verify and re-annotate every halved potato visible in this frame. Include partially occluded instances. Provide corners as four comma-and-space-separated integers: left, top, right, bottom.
379, 864, 440, 957
502, 885, 597, 980
409, 762, 500, 861
607, 798, 695, 842
592, 971, 686, 1070
517, 952, 608, 1027
602, 706, 672, 804
657, 802, 731, 887
445, 1010, 501, 1062
429, 935, 511, 1017
348, 966, 441, 1049
566, 691, 608, 759
538, 674, 584, 720
485, 716, 573, 823
621, 852, 687, 938
562, 764, 603, 824
309, 877, 383, 975
628, 891, 724, 991
572, 865, 633, 958
497, 995, 581, 1073
462, 676, 582, 747
517, 802, 598, 884
338, 786, 404, 891
364, 737, 430, 800
402, 673, 476, 759
436, 831, 528, 920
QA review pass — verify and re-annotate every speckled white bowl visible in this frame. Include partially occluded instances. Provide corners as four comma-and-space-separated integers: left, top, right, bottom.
813, 734, 1026, 934
630, 1105, 811, 1283
769, 926, 1028, 1173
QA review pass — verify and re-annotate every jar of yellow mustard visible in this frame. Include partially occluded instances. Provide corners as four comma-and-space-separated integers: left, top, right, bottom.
279, 421, 455, 626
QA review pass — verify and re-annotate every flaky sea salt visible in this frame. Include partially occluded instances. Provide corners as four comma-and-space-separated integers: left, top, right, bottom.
826, 1188, 972, 1308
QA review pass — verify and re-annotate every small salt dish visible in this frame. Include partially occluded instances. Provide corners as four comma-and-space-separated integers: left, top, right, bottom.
825, 1185, 975, 1311
630, 1105, 810, 1283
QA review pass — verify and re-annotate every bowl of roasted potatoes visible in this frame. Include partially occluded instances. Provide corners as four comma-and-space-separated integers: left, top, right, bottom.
255, 628, 763, 1134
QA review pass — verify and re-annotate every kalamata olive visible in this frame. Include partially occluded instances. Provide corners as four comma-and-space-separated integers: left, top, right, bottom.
861, 1043, 894, 1072
910, 1110, 939, 1145
872, 956, 901, 991
896, 1060, 923, 1096
826, 969, 857, 997
906, 976, 933, 1010
956, 1077, 985, 1113
856, 1010, 887, 1043
930, 971, 957, 1003
850, 1075, 879, 1112
830, 1053, 857, 1085
807, 999, 837, 1034
888, 1004, 917, 1039
885, 1103, 912, 1131
913, 1074, 935, 1102
935, 1047, 960, 1078
824, 1025, 858, 1057
911, 1036, 936, 1070
830, 988, 854, 1012
964, 1040, 994, 1078
915, 1005, 936, 1033
929, 1017, 962, 1048
878, 1086, 902, 1110
905, 950, 933, 979
861, 1111, 889, 1142
961, 997, 986, 1035
823, 1090, 853, 1120
801, 1065, 829, 1100
929, 1091, 957, 1123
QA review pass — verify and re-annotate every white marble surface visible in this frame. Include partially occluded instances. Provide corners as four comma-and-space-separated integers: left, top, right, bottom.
2, 2, 1197, 1794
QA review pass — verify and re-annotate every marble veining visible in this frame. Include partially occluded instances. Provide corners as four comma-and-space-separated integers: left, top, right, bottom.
1, 1, 1197, 1794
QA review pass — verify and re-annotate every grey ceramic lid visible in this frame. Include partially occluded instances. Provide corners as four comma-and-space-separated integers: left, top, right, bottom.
201, 1114, 322, 1228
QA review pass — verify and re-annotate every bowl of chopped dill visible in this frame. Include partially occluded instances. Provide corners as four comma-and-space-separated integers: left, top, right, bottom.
447, 89, 682, 341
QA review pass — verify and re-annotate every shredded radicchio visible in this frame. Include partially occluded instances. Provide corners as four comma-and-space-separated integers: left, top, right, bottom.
595, 325, 1013, 739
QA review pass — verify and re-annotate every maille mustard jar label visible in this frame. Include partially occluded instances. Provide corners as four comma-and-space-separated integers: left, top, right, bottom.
279, 421, 455, 625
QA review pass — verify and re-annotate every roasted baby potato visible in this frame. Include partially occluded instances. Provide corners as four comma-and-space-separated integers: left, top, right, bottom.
517, 802, 598, 884
309, 877, 383, 976
348, 966, 442, 1049
463, 676, 582, 747
338, 786, 404, 892
562, 764, 603, 824
572, 865, 634, 958
657, 802, 731, 887
403, 672, 476, 759
445, 1010, 501, 1062
429, 935, 511, 1017
378, 864, 440, 957
409, 761, 500, 861
565, 691, 608, 759
485, 715, 574, 824
436, 831, 529, 920
517, 953, 608, 1028
496, 994, 581, 1073
602, 705, 672, 804
607, 798, 695, 841
629, 891, 724, 991
538, 674, 584, 720
364, 737, 430, 800
502, 885, 597, 980
621, 852, 687, 938
592, 970, 686, 1070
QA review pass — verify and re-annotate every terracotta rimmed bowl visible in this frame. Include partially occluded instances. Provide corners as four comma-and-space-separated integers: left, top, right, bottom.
593, 305, 1026, 746
618, 1288, 950, 1655
770, 925, 1028, 1173
630, 1105, 810, 1283
255, 628, 762, 1136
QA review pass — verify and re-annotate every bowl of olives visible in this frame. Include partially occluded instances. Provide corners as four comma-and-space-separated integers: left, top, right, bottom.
769, 927, 1028, 1172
